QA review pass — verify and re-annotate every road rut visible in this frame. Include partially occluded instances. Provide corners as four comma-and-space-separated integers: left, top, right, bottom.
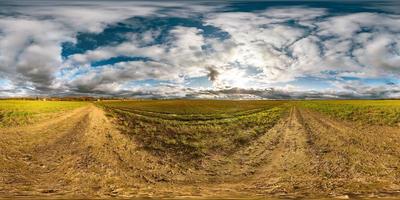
1, 105, 400, 199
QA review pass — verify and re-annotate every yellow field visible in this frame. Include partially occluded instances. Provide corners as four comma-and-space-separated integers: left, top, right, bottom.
1, 99, 400, 199
97, 100, 289, 158
301, 100, 400, 126
0, 100, 88, 127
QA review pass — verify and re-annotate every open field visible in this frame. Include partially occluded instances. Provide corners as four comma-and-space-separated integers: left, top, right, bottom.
97, 100, 289, 158
0, 100, 88, 127
301, 100, 400, 126
1, 100, 400, 199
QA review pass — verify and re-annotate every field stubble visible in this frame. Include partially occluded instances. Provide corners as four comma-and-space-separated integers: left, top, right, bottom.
0, 100, 400, 199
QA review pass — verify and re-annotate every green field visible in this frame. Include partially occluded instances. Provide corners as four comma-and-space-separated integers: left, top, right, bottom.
2, 99, 400, 163
0, 100, 88, 127
300, 100, 400, 126
2, 99, 400, 198
97, 99, 400, 159
97, 100, 290, 158
2, 99, 399, 128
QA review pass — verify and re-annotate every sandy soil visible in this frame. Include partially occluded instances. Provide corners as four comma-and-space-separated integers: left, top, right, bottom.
1, 105, 400, 199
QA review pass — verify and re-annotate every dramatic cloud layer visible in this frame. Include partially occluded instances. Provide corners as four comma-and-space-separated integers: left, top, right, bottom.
0, 0, 399, 99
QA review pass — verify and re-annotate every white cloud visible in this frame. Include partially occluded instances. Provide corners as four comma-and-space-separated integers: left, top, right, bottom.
0, 2, 399, 98
0, 18, 70, 89
353, 34, 400, 74
204, 9, 400, 85
0, 1, 163, 93
59, 6, 400, 97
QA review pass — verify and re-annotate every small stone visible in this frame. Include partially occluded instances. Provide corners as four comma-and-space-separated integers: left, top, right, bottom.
335, 195, 350, 199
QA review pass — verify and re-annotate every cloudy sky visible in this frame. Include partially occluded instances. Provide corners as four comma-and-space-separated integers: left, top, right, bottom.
0, 0, 400, 99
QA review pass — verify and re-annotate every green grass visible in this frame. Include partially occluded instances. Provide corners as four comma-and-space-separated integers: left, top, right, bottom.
300, 100, 400, 126
99, 100, 284, 114
98, 100, 289, 159
0, 100, 88, 127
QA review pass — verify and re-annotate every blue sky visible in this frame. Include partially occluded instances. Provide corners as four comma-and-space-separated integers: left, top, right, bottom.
0, 0, 399, 99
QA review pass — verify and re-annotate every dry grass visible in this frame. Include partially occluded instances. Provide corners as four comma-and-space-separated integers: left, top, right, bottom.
97, 100, 289, 159
1, 100, 400, 199
0, 100, 88, 127
300, 100, 400, 126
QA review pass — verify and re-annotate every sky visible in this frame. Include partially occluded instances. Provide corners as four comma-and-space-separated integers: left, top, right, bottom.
0, 0, 400, 99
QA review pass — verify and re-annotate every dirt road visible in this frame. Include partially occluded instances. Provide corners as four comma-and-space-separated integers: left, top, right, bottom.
1, 105, 400, 199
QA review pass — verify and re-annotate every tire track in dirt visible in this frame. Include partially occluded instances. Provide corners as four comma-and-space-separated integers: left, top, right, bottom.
236, 106, 319, 196
297, 108, 400, 196
2, 104, 400, 199
189, 106, 320, 198
0, 104, 199, 198
229, 106, 400, 198
0, 106, 89, 134
0, 106, 94, 197
0, 105, 139, 198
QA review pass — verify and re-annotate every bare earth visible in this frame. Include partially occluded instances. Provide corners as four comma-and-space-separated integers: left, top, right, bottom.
1, 105, 400, 199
